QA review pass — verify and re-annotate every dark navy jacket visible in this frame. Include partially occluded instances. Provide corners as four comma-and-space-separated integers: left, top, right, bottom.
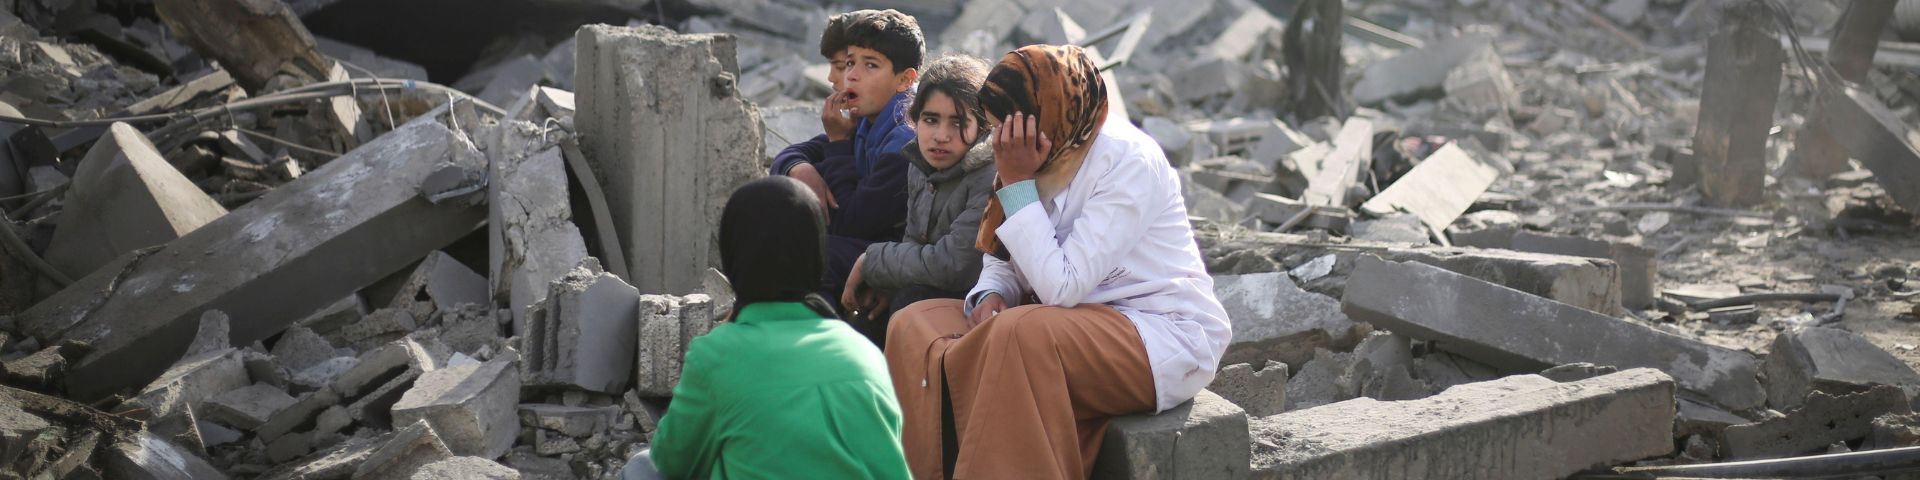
769, 92, 914, 243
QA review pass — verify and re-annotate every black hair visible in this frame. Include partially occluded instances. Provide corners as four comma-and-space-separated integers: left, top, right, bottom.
909, 54, 991, 144
818, 10, 875, 60
841, 9, 924, 73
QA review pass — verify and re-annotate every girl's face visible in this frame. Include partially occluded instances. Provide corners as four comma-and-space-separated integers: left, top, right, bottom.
915, 91, 978, 170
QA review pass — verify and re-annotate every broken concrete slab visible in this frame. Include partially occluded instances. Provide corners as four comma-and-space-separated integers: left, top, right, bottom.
488, 136, 589, 331
575, 24, 764, 295
258, 389, 341, 443
271, 327, 340, 374
1252, 369, 1675, 479
1351, 33, 1496, 106
1510, 231, 1656, 310
334, 338, 435, 399
19, 109, 488, 402
104, 431, 229, 480
130, 348, 248, 415
635, 294, 715, 396
1359, 143, 1513, 234
523, 259, 638, 393
518, 404, 619, 439
391, 356, 520, 459
42, 122, 227, 280
1211, 272, 1359, 370
384, 251, 488, 314
355, 420, 454, 480
1210, 361, 1289, 417
154, 0, 330, 93
1285, 348, 1366, 411
412, 456, 522, 480
1247, 193, 1351, 233
1724, 385, 1910, 459
1303, 117, 1373, 208
1380, 247, 1626, 317
1763, 326, 1920, 411
1092, 389, 1250, 479
1692, 5, 1783, 207
1342, 256, 1766, 410
204, 382, 297, 431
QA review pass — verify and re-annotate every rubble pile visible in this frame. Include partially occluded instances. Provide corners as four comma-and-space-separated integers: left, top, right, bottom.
0, 0, 1918, 478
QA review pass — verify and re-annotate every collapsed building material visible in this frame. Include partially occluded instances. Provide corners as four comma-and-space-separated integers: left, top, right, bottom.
518, 404, 619, 439
1381, 247, 1625, 316
354, 420, 454, 480
380, 250, 488, 315
1724, 386, 1911, 460
153, 0, 331, 92
129, 347, 250, 416
204, 382, 298, 431
1341, 256, 1766, 410
1690, 4, 1782, 207
1823, 84, 1920, 213
522, 259, 638, 393
1250, 369, 1676, 479
1358, 143, 1512, 235
1763, 326, 1920, 411
105, 431, 230, 480
1286, 347, 1366, 411
1091, 390, 1250, 479
558, 139, 631, 282
489, 132, 589, 328
42, 122, 227, 280
1210, 361, 1288, 417
1350, 33, 1496, 106
17, 109, 488, 402
391, 356, 520, 459
575, 24, 765, 295
411, 456, 522, 480
1211, 272, 1360, 368
1510, 231, 1656, 310
634, 294, 715, 396
1788, 0, 1896, 179
1303, 117, 1373, 207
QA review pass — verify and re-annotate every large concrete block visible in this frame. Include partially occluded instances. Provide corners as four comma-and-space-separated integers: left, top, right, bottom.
488, 131, 588, 329
1510, 231, 1656, 310
1724, 385, 1910, 459
392, 356, 520, 459
19, 109, 487, 402
43, 122, 227, 280
1692, 5, 1782, 207
1251, 369, 1676, 480
523, 259, 639, 393
1380, 247, 1623, 316
1342, 256, 1764, 410
1763, 326, 1920, 411
635, 294, 715, 396
575, 24, 764, 295
1212, 272, 1359, 368
1092, 390, 1251, 480
1358, 143, 1511, 234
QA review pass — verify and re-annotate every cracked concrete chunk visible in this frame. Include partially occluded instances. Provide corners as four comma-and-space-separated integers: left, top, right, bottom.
523, 259, 638, 393
43, 122, 227, 281
392, 356, 520, 459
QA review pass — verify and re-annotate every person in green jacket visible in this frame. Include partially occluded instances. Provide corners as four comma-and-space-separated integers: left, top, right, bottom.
624, 176, 911, 480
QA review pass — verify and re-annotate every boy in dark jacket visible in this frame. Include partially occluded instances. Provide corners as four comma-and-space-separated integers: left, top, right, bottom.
840, 54, 994, 347
769, 9, 923, 307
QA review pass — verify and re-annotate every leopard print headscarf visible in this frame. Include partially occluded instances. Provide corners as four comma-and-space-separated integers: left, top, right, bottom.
975, 45, 1109, 258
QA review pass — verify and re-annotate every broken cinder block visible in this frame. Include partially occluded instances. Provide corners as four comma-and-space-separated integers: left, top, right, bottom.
635, 294, 717, 396
522, 259, 638, 393
1342, 256, 1765, 410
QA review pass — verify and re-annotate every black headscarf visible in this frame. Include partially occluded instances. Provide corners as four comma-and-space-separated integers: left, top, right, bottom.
718, 177, 839, 319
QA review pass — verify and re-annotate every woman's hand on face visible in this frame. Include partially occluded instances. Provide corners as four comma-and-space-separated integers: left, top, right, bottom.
968, 293, 1005, 328
992, 112, 1050, 185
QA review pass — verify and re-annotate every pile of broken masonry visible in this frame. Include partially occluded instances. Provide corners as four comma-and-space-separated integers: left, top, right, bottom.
3, 0, 1920, 478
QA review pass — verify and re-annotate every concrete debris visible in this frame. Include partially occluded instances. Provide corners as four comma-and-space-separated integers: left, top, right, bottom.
518, 404, 619, 438
523, 259, 638, 393
1351, 33, 1496, 107
106, 430, 230, 480
204, 383, 298, 431
412, 456, 522, 480
1303, 117, 1374, 208
1211, 272, 1360, 369
1252, 369, 1676, 479
1285, 348, 1364, 412
271, 327, 341, 374
386, 251, 489, 314
490, 136, 589, 331
1823, 84, 1920, 213
1690, 5, 1781, 208
42, 122, 227, 280
1509, 231, 1656, 310
1343, 256, 1765, 410
1359, 143, 1512, 235
1723, 385, 1911, 460
575, 24, 765, 295
1763, 326, 1920, 411
634, 293, 716, 396
1210, 361, 1288, 417
1092, 390, 1250, 480
154, 0, 330, 93
355, 420, 454, 480
18, 109, 488, 402
391, 355, 521, 459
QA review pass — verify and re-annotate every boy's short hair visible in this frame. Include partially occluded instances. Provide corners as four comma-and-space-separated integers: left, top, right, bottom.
842, 9, 924, 73
819, 10, 876, 59
910, 54, 991, 134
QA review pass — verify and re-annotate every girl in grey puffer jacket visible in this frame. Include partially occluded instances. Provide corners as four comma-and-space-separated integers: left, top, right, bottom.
841, 54, 995, 347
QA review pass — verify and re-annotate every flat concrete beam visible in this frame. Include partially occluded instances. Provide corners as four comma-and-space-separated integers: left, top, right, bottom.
19, 110, 487, 401
1825, 84, 1920, 213
487, 130, 587, 329
1251, 369, 1676, 479
1510, 231, 1656, 310
575, 24, 765, 295
1691, 4, 1782, 207
1342, 256, 1765, 410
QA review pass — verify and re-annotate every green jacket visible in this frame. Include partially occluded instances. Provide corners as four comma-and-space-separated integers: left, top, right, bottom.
651, 302, 911, 479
